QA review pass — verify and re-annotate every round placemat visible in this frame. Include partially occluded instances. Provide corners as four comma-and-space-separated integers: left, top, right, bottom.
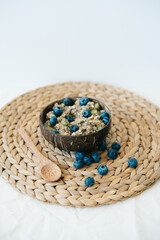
0, 82, 160, 207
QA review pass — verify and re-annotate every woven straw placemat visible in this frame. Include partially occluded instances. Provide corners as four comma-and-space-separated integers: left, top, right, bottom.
0, 82, 160, 207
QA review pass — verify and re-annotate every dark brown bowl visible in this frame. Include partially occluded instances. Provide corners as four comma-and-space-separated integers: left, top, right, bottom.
39, 97, 111, 153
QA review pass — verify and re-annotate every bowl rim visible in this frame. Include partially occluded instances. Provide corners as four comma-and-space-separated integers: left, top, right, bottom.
39, 96, 111, 139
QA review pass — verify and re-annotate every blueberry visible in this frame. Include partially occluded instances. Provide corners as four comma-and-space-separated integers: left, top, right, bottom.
53, 107, 63, 117
128, 158, 138, 168
98, 141, 107, 151
70, 124, 79, 133
92, 152, 101, 162
85, 177, 94, 187
73, 160, 84, 169
82, 109, 91, 118
100, 112, 110, 119
97, 165, 108, 175
53, 130, 59, 134
108, 149, 118, 159
111, 142, 121, 151
65, 115, 74, 122
83, 156, 93, 166
79, 97, 89, 106
49, 116, 57, 126
102, 117, 109, 125
62, 98, 72, 106
75, 152, 85, 161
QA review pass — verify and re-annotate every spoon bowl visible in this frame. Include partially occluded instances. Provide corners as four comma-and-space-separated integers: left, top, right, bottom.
41, 163, 61, 182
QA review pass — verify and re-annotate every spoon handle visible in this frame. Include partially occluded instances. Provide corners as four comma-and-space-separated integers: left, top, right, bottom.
18, 127, 47, 164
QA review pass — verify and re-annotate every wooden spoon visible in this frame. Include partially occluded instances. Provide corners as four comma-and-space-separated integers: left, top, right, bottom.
18, 127, 61, 182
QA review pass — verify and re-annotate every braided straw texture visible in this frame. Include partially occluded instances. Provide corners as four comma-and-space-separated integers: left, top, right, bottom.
0, 82, 160, 207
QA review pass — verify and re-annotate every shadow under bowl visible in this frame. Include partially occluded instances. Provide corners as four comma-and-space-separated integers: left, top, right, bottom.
39, 97, 111, 153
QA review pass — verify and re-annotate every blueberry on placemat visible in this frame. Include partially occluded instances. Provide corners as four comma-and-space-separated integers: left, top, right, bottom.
49, 116, 57, 126
128, 158, 138, 168
53, 130, 59, 133
75, 152, 85, 161
85, 177, 95, 187
53, 107, 63, 117
82, 109, 91, 118
73, 160, 84, 169
97, 165, 108, 175
83, 156, 93, 166
100, 111, 109, 119
70, 125, 79, 133
79, 97, 89, 106
111, 142, 121, 151
65, 115, 74, 122
98, 141, 107, 151
108, 149, 118, 159
92, 152, 101, 162
62, 98, 72, 106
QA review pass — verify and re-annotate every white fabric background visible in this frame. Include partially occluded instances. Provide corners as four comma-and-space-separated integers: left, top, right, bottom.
0, 1, 160, 240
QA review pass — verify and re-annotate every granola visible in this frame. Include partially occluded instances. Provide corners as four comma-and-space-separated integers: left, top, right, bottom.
44, 97, 109, 136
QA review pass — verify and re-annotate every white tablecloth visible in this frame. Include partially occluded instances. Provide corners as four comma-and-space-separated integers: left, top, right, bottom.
0, 1, 160, 240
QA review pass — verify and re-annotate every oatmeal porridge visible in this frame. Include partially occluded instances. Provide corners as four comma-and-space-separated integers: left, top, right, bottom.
44, 97, 110, 136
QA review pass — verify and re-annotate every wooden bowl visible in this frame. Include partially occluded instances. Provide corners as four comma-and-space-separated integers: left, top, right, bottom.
39, 97, 111, 152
